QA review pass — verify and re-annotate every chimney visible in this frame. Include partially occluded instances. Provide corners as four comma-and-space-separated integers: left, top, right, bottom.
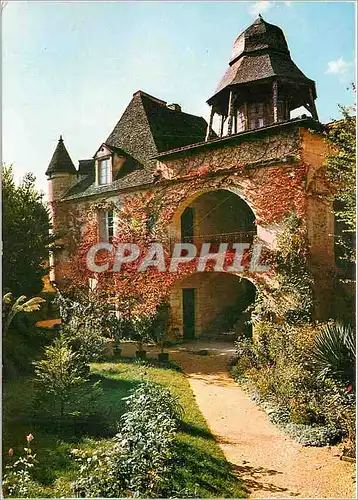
167, 103, 182, 112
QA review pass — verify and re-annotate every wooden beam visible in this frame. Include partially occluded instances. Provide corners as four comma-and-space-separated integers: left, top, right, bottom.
273, 81, 278, 123
227, 90, 234, 135
220, 115, 226, 137
205, 106, 215, 142
244, 102, 248, 130
309, 88, 319, 120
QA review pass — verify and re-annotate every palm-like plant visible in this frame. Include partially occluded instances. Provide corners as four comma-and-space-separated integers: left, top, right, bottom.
312, 323, 355, 386
3, 292, 45, 335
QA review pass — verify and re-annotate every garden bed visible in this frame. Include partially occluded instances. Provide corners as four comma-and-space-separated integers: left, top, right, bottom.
3, 356, 245, 498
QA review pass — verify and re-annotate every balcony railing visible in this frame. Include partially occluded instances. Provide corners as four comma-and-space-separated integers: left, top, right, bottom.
170, 230, 256, 248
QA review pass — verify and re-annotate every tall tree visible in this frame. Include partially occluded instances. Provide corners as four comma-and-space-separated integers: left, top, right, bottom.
326, 104, 356, 232
2, 165, 53, 295
325, 99, 356, 268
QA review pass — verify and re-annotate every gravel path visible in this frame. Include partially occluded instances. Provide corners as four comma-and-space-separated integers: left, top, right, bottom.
168, 341, 356, 499
120, 340, 355, 498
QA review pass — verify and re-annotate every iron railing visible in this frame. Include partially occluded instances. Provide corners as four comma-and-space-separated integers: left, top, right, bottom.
170, 230, 256, 247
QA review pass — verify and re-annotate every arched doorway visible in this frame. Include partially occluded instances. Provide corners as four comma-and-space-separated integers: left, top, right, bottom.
170, 188, 257, 248
170, 272, 257, 340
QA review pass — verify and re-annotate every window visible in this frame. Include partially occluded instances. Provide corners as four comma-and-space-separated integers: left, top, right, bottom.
98, 158, 111, 185
248, 102, 265, 130
99, 210, 115, 242
252, 103, 263, 115
237, 108, 246, 132
106, 211, 114, 241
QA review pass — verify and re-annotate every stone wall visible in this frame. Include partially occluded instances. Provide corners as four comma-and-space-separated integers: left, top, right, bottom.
49, 124, 335, 323
157, 127, 301, 180
170, 272, 252, 337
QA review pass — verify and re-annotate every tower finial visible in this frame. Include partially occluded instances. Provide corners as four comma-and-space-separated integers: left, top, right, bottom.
59, 135, 63, 142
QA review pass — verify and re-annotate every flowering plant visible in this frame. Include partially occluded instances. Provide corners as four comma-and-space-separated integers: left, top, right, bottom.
2, 434, 37, 498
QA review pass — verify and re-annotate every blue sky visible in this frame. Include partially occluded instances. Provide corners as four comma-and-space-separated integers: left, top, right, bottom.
2, 1, 356, 194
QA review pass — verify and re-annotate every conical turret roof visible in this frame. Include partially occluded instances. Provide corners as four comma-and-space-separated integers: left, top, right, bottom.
45, 136, 76, 176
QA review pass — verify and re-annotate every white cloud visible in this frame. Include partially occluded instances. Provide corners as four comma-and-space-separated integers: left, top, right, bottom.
248, 1, 273, 18
327, 57, 352, 75
248, 1, 291, 18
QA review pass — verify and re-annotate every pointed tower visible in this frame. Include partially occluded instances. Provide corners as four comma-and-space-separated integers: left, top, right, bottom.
205, 16, 318, 139
46, 136, 77, 286
46, 135, 77, 202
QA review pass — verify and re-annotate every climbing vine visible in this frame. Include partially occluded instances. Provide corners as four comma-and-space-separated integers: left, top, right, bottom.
58, 129, 333, 328
252, 213, 314, 325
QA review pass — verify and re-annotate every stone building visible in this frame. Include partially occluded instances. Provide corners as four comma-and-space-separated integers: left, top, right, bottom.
46, 16, 334, 339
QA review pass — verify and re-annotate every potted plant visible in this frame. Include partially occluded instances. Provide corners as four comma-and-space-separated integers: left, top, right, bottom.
132, 316, 152, 360
105, 338, 116, 357
135, 339, 147, 360
153, 303, 171, 362
114, 341, 122, 357
158, 347, 169, 363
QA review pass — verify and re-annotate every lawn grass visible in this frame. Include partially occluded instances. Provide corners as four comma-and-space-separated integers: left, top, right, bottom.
3, 356, 246, 498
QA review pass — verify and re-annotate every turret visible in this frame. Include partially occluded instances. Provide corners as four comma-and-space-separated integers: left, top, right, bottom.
46, 135, 77, 202
205, 15, 319, 139
46, 136, 77, 286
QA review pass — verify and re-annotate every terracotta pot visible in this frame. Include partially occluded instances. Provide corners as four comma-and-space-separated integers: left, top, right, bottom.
105, 339, 115, 357
114, 346, 122, 357
158, 352, 169, 362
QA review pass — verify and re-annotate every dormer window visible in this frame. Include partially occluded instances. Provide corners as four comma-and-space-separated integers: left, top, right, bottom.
98, 158, 111, 185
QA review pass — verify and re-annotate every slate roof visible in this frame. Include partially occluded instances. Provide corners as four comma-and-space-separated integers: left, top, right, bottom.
46, 136, 77, 176
153, 115, 324, 160
78, 159, 95, 176
208, 16, 315, 104
63, 91, 211, 200
106, 90, 209, 161
230, 15, 290, 64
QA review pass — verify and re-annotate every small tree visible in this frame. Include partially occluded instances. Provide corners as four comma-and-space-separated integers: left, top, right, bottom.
152, 302, 171, 354
33, 336, 101, 421
131, 315, 153, 354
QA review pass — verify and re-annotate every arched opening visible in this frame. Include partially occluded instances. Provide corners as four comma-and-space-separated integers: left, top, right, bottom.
173, 188, 257, 247
170, 272, 257, 340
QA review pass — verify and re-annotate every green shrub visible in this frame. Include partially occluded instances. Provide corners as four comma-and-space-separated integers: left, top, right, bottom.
55, 292, 119, 363
71, 382, 182, 498
285, 422, 342, 446
318, 380, 356, 445
33, 336, 102, 421
312, 323, 355, 386
233, 320, 355, 448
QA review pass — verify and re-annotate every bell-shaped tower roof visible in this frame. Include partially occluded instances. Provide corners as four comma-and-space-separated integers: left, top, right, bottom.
209, 16, 315, 105
230, 15, 289, 64
46, 136, 77, 177
204, 16, 318, 140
